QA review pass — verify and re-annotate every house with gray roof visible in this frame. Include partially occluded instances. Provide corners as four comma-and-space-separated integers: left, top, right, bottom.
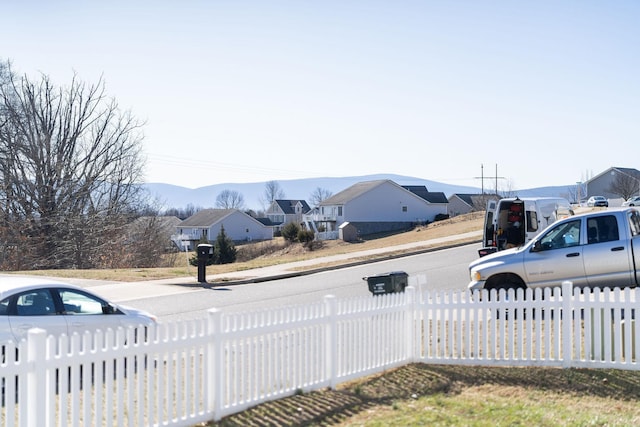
401, 185, 448, 205
265, 199, 311, 232
304, 180, 448, 240
175, 209, 273, 250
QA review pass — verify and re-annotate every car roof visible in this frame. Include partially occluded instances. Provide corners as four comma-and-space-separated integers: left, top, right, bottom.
0, 276, 81, 300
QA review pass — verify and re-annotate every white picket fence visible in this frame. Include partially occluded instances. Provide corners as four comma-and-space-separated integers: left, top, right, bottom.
2, 279, 639, 426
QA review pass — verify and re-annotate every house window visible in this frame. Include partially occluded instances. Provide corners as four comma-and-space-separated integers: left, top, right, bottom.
402, 206, 408, 212
202, 229, 208, 237
338, 206, 342, 216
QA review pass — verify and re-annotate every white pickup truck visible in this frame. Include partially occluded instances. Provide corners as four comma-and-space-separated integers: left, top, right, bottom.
468, 207, 640, 293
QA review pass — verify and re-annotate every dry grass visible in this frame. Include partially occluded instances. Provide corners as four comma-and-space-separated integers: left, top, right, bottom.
14, 212, 484, 281
209, 364, 640, 426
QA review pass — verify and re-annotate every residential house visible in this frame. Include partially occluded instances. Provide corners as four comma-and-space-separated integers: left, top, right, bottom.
265, 199, 311, 232
304, 180, 448, 240
447, 193, 499, 217
584, 167, 640, 203
174, 209, 273, 250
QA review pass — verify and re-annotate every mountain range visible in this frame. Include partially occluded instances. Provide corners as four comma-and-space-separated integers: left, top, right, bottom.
143, 174, 574, 212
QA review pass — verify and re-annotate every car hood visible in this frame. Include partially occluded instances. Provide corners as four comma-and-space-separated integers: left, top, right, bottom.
116, 304, 157, 324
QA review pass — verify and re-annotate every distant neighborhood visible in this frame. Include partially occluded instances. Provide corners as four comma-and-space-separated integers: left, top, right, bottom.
166, 167, 640, 250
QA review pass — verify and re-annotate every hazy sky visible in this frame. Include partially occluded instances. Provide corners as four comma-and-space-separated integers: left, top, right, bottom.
3, 1, 638, 190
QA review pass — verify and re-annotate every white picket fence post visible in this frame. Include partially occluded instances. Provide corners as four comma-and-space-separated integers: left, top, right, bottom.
562, 281, 574, 368
208, 308, 223, 421
26, 328, 46, 427
404, 286, 417, 362
323, 295, 338, 389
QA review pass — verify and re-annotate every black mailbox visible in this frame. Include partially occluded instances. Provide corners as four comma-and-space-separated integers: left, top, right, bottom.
196, 243, 214, 283
363, 271, 408, 295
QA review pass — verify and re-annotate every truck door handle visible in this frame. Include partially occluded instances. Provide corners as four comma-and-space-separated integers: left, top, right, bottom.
566, 252, 580, 257
611, 247, 624, 251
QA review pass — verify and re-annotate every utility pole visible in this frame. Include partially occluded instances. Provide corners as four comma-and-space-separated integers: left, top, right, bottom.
475, 163, 505, 195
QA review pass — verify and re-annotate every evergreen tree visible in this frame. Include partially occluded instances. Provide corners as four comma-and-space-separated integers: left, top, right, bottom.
214, 225, 237, 264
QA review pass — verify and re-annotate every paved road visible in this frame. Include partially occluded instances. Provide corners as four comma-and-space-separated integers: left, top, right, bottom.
13, 230, 482, 306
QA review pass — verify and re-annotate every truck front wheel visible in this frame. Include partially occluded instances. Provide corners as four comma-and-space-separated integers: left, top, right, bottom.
485, 274, 526, 294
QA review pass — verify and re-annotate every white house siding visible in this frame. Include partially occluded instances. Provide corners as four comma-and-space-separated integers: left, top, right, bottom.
177, 210, 273, 248
209, 211, 273, 242
337, 181, 444, 225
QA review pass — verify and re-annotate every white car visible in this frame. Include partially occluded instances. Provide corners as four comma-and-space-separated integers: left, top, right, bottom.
0, 276, 156, 343
586, 196, 608, 207
622, 196, 640, 207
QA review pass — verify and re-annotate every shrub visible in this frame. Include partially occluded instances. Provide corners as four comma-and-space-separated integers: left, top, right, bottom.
297, 229, 315, 248
281, 222, 301, 242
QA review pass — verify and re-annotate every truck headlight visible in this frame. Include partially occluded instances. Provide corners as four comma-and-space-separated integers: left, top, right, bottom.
471, 270, 482, 282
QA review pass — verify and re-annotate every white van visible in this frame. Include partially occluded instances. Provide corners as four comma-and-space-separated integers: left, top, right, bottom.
478, 197, 574, 257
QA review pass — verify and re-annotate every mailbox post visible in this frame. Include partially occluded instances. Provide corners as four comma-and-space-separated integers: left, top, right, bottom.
196, 243, 214, 283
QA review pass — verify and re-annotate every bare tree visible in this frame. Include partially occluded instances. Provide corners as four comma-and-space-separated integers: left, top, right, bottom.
164, 203, 202, 220
110, 216, 178, 268
499, 179, 517, 198
0, 62, 146, 269
215, 189, 245, 209
260, 180, 285, 210
309, 187, 332, 207
608, 172, 640, 200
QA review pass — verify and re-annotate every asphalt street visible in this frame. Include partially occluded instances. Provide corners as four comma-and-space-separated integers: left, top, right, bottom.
14, 230, 482, 304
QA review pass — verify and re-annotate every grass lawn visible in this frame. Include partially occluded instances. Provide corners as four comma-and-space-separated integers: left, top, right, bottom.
209, 364, 640, 426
